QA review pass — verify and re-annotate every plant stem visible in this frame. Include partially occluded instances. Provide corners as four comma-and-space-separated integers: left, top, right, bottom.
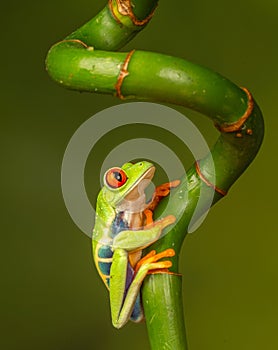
46, 2, 264, 349
143, 274, 187, 349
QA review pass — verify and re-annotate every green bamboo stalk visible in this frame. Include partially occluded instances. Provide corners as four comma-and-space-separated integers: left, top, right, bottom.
46, 1, 264, 349
143, 274, 187, 349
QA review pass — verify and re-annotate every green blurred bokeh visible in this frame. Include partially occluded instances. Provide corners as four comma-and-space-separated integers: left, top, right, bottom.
1, 1, 277, 349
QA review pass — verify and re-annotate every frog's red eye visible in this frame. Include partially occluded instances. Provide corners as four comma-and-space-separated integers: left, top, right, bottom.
105, 168, 128, 189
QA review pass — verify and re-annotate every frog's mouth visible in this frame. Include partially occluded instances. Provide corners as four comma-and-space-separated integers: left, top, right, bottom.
117, 166, 155, 213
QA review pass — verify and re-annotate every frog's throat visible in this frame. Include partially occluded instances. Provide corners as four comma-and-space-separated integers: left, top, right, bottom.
116, 193, 147, 214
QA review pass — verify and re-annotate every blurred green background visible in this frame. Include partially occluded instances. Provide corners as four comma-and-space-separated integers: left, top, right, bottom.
1, 0, 277, 349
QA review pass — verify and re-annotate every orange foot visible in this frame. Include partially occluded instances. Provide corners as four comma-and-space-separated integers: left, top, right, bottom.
147, 180, 180, 212
134, 248, 175, 275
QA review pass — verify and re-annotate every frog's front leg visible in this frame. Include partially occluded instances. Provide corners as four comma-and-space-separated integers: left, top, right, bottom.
112, 215, 175, 252
110, 215, 176, 328
145, 180, 180, 225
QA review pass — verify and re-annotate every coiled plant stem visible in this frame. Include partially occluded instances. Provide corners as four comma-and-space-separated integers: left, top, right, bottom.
46, 1, 264, 349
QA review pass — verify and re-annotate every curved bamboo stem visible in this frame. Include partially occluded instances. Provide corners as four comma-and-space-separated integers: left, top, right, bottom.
46, 1, 264, 349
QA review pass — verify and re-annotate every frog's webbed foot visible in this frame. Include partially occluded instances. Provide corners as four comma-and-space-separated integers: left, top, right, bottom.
134, 248, 175, 275
155, 180, 181, 197
144, 180, 180, 225
147, 179, 180, 213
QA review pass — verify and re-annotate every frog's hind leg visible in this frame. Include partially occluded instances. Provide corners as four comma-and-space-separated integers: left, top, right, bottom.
124, 261, 144, 323
113, 249, 175, 328
129, 249, 176, 322
130, 293, 144, 323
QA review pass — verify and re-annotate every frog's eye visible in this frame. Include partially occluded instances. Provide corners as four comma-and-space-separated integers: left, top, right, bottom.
104, 167, 128, 189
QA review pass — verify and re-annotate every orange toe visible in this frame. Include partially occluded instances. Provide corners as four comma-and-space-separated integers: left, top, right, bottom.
144, 209, 154, 226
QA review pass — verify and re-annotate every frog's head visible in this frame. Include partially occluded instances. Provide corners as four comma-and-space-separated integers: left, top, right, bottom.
102, 161, 155, 210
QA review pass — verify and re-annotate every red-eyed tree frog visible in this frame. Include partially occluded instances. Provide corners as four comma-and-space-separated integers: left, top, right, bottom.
92, 161, 180, 328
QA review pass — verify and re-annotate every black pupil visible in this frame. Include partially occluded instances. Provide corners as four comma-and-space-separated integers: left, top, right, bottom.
113, 171, 122, 182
